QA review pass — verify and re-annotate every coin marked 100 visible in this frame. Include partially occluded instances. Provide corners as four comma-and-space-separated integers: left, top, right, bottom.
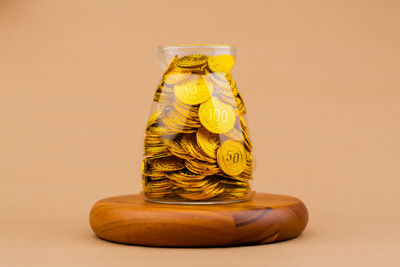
207, 109, 229, 123
198, 97, 235, 134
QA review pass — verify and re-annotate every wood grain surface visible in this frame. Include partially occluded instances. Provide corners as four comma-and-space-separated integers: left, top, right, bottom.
89, 193, 308, 247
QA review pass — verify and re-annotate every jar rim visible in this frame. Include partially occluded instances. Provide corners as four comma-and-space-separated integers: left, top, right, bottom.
157, 44, 236, 51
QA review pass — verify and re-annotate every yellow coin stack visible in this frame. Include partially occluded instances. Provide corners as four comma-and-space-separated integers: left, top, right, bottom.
143, 54, 254, 202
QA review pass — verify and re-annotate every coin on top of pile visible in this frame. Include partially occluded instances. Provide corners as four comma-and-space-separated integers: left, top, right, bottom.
176, 54, 208, 69
207, 54, 235, 73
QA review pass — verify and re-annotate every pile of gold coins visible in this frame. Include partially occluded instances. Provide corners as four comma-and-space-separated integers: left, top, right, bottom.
142, 54, 254, 202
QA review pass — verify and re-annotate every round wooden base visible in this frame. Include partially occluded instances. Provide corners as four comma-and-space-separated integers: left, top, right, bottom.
89, 193, 308, 247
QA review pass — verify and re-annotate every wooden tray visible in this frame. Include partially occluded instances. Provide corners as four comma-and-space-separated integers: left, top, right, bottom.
89, 192, 308, 247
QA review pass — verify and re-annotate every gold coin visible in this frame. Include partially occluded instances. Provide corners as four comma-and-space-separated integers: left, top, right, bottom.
207, 55, 235, 73
146, 109, 163, 129
143, 126, 172, 158
174, 75, 213, 105
220, 178, 249, 187
161, 99, 202, 134
180, 133, 214, 162
163, 55, 178, 75
196, 127, 220, 159
185, 158, 219, 175
162, 104, 201, 133
199, 97, 236, 134
234, 92, 246, 116
221, 184, 250, 199
239, 116, 248, 132
239, 117, 253, 152
153, 83, 174, 103
217, 140, 247, 176
145, 179, 173, 198
173, 100, 200, 123
153, 156, 185, 171
146, 179, 172, 192
165, 169, 206, 184
164, 136, 194, 160
176, 177, 223, 200
164, 68, 191, 84
176, 54, 207, 68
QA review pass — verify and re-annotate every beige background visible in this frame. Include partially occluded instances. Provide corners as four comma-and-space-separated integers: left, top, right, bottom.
1, 0, 399, 266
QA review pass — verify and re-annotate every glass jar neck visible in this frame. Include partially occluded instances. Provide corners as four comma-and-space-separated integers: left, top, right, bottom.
157, 44, 236, 68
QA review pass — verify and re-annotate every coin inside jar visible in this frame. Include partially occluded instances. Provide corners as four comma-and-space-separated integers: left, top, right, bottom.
176, 54, 207, 68
207, 54, 235, 73
198, 97, 236, 134
174, 75, 214, 105
217, 140, 247, 176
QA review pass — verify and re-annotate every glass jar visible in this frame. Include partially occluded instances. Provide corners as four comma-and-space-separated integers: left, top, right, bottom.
142, 44, 254, 204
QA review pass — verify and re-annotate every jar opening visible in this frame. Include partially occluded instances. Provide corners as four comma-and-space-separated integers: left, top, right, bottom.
158, 44, 235, 51
157, 44, 237, 68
